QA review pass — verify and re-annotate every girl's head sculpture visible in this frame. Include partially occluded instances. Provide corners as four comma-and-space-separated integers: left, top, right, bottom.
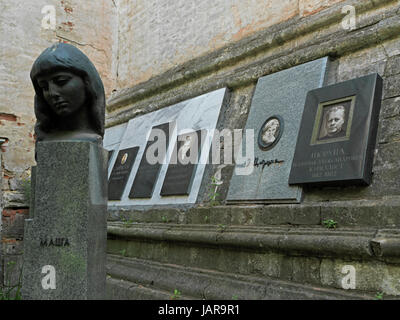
31, 43, 105, 146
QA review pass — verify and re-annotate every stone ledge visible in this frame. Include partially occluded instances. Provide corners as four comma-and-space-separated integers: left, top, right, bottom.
106, 0, 399, 126
106, 277, 195, 300
108, 197, 400, 227
106, 254, 373, 300
371, 229, 400, 259
107, 222, 400, 261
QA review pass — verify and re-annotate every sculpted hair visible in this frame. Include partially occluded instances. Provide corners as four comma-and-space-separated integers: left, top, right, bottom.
30, 42, 105, 142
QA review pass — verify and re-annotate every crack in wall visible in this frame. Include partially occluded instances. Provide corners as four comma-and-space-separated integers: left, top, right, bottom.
55, 34, 107, 55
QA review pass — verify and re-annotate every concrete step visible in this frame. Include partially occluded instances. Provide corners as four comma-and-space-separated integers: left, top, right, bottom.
107, 222, 400, 296
106, 277, 197, 300
106, 254, 374, 300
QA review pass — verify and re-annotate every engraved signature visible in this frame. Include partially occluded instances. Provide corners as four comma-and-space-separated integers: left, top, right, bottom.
254, 157, 284, 170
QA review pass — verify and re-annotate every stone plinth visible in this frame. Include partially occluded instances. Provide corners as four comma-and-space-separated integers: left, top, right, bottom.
21, 141, 108, 300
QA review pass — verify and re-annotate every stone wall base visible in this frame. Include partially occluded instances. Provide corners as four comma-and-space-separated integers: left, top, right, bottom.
106, 202, 400, 299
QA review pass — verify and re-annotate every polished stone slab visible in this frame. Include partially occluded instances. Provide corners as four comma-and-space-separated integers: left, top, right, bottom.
160, 130, 205, 196
227, 57, 329, 204
108, 147, 139, 200
129, 122, 172, 198
105, 88, 228, 206
289, 73, 383, 186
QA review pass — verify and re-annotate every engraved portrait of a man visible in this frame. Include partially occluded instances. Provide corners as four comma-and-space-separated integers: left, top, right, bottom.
310, 97, 355, 146
319, 105, 346, 139
326, 105, 345, 136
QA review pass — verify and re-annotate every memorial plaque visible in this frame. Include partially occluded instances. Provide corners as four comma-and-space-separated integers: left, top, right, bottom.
160, 130, 204, 196
108, 147, 139, 200
227, 57, 329, 204
105, 88, 227, 206
103, 122, 128, 162
289, 73, 383, 186
129, 122, 172, 198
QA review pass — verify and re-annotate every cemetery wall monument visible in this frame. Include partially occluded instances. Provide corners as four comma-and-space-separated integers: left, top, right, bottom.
3, 0, 400, 300
105, 0, 400, 300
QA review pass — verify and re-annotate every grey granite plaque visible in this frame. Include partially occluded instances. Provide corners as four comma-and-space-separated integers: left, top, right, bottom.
227, 57, 329, 204
160, 130, 205, 196
129, 122, 172, 198
289, 73, 383, 186
108, 147, 139, 200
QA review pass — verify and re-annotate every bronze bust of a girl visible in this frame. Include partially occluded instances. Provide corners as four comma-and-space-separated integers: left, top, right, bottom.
31, 43, 105, 146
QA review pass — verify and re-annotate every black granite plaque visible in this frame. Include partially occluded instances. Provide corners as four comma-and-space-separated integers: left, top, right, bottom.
129, 122, 172, 198
108, 147, 139, 200
289, 73, 383, 186
160, 130, 204, 196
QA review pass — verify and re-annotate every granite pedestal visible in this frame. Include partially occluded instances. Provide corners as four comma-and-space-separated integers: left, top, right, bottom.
21, 141, 108, 300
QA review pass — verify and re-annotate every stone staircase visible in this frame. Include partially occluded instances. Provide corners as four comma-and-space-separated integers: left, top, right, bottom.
105, 201, 400, 300
106, 254, 373, 300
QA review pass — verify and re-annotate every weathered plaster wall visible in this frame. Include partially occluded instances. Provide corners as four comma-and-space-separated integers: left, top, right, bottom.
113, 0, 345, 90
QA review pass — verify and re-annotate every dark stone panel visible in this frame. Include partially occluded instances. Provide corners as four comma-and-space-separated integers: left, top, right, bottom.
160, 130, 204, 196
129, 122, 172, 199
289, 73, 383, 186
108, 147, 139, 200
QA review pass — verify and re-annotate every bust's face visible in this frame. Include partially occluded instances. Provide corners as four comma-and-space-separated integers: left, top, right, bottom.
326, 108, 345, 135
36, 71, 86, 117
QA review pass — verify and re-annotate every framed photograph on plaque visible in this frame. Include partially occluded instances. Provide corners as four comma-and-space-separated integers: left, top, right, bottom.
310, 96, 355, 145
257, 115, 284, 151
289, 73, 383, 186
